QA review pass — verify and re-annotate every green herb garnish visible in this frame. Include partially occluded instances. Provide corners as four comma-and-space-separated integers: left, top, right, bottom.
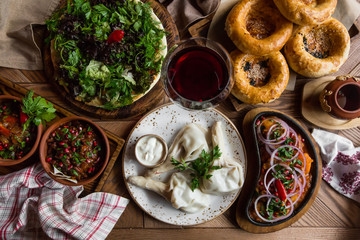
21, 90, 56, 132
171, 146, 222, 191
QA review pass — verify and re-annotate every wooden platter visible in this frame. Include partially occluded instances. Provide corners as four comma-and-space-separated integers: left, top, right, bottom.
43, 0, 180, 120
0, 76, 125, 194
236, 107, 322, 233
302, 76, 360, 130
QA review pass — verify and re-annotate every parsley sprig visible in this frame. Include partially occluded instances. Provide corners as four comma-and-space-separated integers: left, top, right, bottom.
21, 90, 57, 132
171, 146, 222, 191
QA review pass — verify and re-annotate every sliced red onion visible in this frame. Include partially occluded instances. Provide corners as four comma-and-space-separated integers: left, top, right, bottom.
294, 167, 307, 190
255, 117, 308, 223
256, 118, 290, 145
254, 194, 278, 222
265, 178, 275, 194
289, 128, 301, 148
270, 145, 305, 165
287, 182, 304, 207
254, 195, 295, 223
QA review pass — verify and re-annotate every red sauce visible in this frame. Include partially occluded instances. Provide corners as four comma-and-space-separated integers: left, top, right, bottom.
46, 120, 103, 181
0, 100, 35, 160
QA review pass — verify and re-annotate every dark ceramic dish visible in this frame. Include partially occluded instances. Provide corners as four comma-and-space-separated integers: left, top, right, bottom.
245, 111, 319, 227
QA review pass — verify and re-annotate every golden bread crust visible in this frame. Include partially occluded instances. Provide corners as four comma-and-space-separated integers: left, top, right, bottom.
273, 0, 337, 26
284, 18, 350, 78
225, 0, 293, 56
231, 50, 289, 104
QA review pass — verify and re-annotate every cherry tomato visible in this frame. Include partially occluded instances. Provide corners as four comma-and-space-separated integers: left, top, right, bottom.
107, 30, 125, 44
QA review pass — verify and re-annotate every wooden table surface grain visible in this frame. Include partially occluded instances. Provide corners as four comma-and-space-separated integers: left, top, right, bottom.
0, 18, 360, 240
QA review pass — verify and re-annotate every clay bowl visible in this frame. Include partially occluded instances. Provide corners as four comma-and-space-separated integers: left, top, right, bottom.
39, 116, 110, 186
0, 95, 43, 166
320, 76, 360, 119
242, 110, 320, 230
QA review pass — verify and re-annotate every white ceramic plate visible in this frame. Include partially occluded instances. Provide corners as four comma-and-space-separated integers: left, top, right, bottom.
122, 103, 247, 225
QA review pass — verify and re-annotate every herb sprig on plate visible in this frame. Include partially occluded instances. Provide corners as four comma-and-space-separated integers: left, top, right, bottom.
171, 146, 222, 191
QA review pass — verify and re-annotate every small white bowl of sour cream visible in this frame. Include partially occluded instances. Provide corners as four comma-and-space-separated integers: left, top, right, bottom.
135, 134, 168, 168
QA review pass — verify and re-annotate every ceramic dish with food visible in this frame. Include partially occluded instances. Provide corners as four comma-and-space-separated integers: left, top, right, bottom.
46, 0, 167, 110
225, 0, 293, 56
0, 95, 43, 166
284, 18, 350, 78
242, 110, 321, 230
230, 50, 289, 104
273, 0, 337, 26
39, 116, 110, 185
123, 103, 247, 225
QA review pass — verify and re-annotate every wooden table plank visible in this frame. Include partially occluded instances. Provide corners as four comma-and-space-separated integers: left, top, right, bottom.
107, 228, 360, 240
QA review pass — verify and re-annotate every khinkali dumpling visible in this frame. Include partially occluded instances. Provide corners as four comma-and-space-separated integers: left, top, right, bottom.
128, 172, 209, 213
200, 122, 244, 195
145, 123, 210, 178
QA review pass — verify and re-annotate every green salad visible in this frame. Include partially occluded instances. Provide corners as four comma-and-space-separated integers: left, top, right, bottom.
46, 0, 167, 110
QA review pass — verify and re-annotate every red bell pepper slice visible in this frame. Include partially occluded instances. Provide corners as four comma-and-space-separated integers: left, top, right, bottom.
275, 179, 287, 201
19, 109, 29, 124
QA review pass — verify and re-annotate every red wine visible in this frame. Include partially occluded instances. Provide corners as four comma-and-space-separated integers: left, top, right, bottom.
167, 46, 229, 102
337, 84, 360, 111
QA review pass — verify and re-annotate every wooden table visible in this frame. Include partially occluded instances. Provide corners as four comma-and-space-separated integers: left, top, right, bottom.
1, 18, 360, 240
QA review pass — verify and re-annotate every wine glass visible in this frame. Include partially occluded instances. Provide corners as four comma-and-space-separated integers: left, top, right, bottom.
161, 37, 234, 110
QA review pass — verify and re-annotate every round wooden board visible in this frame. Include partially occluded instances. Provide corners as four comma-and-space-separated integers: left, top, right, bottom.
43, 0, 180, 120
235, 107, 322, 233
302, 76, 360, 130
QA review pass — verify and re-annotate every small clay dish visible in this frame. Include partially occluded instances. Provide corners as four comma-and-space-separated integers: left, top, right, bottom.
134, 134, 168, 168
320, 76, 360, 119
39, 116, 110, 186
0, 95, 43, 166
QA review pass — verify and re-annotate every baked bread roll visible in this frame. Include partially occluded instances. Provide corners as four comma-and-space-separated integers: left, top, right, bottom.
284, 18, 350, 78
231, 50, 289, 104
225, 0, 293, 56
273, 0, 337, 26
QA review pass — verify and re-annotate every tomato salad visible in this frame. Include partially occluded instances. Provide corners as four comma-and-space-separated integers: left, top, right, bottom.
0, 100, 35, 160
46, 120, 103, 181
249, 116, 313, 223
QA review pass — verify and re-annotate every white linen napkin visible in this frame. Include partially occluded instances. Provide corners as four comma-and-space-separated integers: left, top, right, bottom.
312, 129, 360, 203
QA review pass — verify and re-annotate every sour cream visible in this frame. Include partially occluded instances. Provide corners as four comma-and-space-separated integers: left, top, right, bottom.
135, 135, 167, 167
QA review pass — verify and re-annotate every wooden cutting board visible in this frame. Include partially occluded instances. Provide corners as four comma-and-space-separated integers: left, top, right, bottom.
43, 0, 180, 120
